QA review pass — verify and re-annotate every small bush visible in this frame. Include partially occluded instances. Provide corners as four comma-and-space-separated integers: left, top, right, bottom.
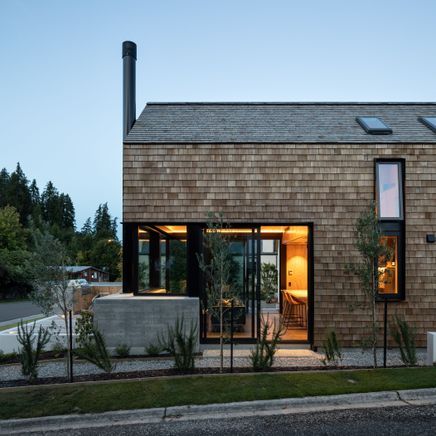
50, 342, 66, 358
17, 320, 51, 382
250, 316, 285, 371
75, 325, 115, 373
391, 315, 417, 366
145, 344, 162, 357
75, 311, 94, 348
159, 317, 197, 371
322, 330, 342, 366
115, 344, 131, 358
0, 349, 18, 365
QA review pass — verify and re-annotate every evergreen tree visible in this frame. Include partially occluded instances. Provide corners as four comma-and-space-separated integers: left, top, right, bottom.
8, 163, 32, 225
41, 181, 61, 226
0, 206, 32, 297
29, 179, 40, 205
93, 203, 117, 240
29, 179, 43, 227
60, 193, 75, 230
0, 168, 10, 208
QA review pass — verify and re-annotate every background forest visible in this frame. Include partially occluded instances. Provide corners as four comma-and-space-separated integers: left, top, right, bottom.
0, 163, 121, 298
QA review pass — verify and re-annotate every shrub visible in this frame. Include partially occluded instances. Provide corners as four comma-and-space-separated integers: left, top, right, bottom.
250, 316, 285, 371
115, 343, 131, 358
75, 325, 115, 373
145, 344, 162, 357
159, 317, 197, 371
391, 315, 417, 366
50, 342, 66, 358
17, 320, 51, 382
321, 330, 342, 366
261, 263, 278, 303
75, 311, 94, 348
0, 349, 18, 365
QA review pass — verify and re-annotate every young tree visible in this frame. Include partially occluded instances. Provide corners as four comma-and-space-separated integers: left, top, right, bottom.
347, 203, 390, 368
30, 229, 74, 374
197, 212, 234, 373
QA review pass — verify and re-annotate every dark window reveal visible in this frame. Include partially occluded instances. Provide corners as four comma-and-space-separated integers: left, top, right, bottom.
418, 116, 436, 133
356, 117, 393, 135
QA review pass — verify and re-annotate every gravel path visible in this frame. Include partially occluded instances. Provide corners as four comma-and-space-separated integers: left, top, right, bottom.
0, 349, 428, 382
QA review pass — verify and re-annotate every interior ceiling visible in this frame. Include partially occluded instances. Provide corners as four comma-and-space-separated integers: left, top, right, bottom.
140, 225, 308, 243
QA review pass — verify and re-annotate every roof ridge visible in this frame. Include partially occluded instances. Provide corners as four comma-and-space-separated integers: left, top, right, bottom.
145, 102, 436, 106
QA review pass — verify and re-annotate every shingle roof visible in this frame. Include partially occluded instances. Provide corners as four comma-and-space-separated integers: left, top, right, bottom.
125, 102, 436, 144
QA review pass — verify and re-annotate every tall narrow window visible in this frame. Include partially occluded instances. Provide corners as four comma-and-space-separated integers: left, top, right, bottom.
375, 159, 405, 300
376, 161, 403, 220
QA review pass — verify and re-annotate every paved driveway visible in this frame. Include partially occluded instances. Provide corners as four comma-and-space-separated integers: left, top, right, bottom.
0, 300, 41, 323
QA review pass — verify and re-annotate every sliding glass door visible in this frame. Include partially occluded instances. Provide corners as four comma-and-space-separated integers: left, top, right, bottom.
201, 226, 261, 342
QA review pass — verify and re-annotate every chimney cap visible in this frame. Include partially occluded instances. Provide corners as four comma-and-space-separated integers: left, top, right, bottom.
122, 41, 137, 60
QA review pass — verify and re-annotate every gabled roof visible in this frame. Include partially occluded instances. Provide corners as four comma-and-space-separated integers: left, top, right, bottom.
125, 102, 436, 144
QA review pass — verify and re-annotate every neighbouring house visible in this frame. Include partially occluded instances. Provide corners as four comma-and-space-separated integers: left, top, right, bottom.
93, 41, 436, 352
64, 266, 110, 283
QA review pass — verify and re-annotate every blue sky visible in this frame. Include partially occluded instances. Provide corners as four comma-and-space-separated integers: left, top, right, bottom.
1, 0, 436, 235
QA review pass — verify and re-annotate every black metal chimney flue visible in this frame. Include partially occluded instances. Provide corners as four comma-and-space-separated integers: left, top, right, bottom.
122, 41, 137, 139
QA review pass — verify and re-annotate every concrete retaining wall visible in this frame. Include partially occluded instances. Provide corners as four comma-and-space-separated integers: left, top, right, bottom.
93, 293, 200, 354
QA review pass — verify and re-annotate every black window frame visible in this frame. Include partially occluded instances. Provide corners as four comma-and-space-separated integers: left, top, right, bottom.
356, 117, 393, 135
374, 158, 406, 301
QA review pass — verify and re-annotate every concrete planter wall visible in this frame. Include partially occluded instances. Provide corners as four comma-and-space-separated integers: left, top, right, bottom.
92, 294, 200, 355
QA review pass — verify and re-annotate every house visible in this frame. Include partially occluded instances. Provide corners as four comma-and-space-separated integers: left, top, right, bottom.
93, 41, 436, 352
64, 266, 110, 283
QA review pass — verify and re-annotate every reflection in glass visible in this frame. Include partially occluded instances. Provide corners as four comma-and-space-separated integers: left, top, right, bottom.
377, 163, 402, 219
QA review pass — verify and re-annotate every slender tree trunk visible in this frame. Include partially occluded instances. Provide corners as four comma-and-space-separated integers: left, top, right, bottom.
372, 267, 378, 368
63, 312, 71, 377
219, 282, 224, 373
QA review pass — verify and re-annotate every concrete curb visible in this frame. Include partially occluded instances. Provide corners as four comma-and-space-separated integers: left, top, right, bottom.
1, 388, 436, 434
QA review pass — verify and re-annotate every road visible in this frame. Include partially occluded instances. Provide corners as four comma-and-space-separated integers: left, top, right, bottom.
0, 301, 41, 323
25, 404, 436, 435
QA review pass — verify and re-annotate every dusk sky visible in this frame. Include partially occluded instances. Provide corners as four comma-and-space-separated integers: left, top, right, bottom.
1, 0, 436, 236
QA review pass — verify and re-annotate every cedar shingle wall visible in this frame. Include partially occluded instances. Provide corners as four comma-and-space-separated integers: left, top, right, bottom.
124, 143, 436, 347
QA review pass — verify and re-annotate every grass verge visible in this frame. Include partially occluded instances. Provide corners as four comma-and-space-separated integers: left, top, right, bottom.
0, 315, 46, 332
1, 367, 436, 420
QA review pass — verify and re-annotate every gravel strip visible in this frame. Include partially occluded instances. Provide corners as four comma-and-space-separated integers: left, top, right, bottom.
0, 349, 428, 382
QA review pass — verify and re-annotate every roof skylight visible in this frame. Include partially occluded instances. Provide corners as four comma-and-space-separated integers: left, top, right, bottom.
418, 116, 436, 133
356, 117, 393, 135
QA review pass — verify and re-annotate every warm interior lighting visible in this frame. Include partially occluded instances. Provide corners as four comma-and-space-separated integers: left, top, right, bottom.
378, 236, 398, 294
282, 226, 309, 245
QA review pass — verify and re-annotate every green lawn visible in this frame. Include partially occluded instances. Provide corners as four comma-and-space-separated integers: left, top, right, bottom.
0, 315, 46, 332
1, 367, 436, 420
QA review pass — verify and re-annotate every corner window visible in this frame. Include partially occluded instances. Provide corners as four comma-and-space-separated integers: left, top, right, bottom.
376, 161, 403, 220
375, 159, 405, 300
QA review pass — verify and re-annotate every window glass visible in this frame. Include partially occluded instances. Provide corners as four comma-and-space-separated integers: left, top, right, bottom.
377, 162, 402, 219
378, 236, 398, 295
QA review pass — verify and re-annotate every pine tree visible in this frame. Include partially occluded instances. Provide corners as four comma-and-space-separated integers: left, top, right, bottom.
93, 203, 117, 240
60, 194, 75, 230
41, 181, 61, 226
8, 163, 32, 225
0, 168, 10, 208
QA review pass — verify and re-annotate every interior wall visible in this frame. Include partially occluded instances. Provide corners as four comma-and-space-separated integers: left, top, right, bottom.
286, 244, 308, 291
